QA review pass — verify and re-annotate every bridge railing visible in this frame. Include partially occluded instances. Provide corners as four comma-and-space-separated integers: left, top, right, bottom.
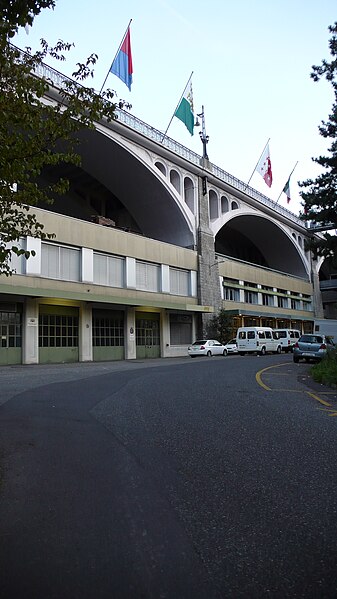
31, 57, 304, 227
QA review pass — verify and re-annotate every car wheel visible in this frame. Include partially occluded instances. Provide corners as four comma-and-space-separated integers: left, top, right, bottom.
223, 349, 228, 356
277, 345, 281, 354
260, 347, 266, 356
207, 350, 212, 357
293, 356, 299, 363
239, 352, 245, 356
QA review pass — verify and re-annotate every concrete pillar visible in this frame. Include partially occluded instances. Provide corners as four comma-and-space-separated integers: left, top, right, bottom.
125, 307, 136, 359
79, 304, 92, 362
311, 257, 324, 318
197, 175, 222, 337
23, 298, 39, 364
161, 310, 170, 357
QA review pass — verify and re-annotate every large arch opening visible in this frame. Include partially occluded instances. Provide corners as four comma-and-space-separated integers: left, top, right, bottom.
215, 214, 308, 278
39, 127, 195, 249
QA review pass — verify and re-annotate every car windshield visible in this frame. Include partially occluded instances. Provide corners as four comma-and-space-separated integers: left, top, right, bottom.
193, 340, 207, 345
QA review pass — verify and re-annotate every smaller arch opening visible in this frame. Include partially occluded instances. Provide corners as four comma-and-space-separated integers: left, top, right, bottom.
231, 200, 239, 210
221, 195, 229, 213
209, 190, 219, 220
155, 161, 166, 176
170, 169, 181, 194
184, 176, 194, 213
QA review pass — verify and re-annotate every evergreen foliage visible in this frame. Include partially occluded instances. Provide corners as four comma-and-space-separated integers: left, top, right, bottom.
299, 23, 337, 263
206, 309, 234, 344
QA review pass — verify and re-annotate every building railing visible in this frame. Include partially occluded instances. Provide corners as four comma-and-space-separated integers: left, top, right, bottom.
34, 58, 304, 228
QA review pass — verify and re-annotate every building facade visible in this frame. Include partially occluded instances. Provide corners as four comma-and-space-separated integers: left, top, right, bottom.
0, 62, 326, 365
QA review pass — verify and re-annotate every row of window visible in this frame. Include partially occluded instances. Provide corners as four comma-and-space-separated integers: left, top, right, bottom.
224, 283, 312, 311
40, 243, 192, 296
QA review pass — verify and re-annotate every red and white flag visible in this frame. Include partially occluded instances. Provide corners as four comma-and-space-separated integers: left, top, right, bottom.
256, 143, 272, 187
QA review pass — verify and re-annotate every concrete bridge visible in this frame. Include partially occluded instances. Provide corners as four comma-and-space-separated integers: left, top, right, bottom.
0, 60, 330, 365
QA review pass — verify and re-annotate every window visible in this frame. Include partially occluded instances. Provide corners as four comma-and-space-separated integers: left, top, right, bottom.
93, 253, 124, 288
262, 294, 274, 306
224, 287, 240, 301
258, 331, 266, 339
0, 311, 21, 347
247, 331, 255, 339
278, 295, 288, 308
238, 331, 246, 339
245, 290, 258, 304
170, 314, 192, 345
39, 314, 78, 347
170, 268, 189, 296
93, 314, 124, 347
41, 243, 80, 281
291, 298, 301, 310
136, 261, 160, 292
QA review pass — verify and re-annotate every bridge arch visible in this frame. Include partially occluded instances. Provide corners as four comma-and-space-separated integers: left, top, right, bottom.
44, 126, 196, 249
212, 211, 309, 278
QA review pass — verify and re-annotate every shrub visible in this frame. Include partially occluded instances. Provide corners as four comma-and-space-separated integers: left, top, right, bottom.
311, 348, 337, 386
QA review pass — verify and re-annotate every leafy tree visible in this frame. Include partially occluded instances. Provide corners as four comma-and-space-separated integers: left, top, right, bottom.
0, 0, 129, 275
206, 309, 234, 343
299, 22, 337, 262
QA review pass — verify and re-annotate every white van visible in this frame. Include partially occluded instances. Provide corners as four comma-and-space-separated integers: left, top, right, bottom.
236, 327, 282, 356
273, 329, 300, 353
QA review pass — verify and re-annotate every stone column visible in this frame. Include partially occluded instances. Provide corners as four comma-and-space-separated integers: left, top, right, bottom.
311, 256, 324, 318
197, 172, 222, 337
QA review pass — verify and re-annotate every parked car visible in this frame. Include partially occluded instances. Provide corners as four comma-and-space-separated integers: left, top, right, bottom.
293, 334, 335, 363
223, 339, 238, 356
188, 339, 226, 357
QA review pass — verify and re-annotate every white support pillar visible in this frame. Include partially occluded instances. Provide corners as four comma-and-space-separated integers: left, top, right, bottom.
126, 257, 136, 289
25, 237, 41, 276
125, 307, 136, 359
79, 304, 92, 362
161, 264, 170, 293
23, 298, 39, 364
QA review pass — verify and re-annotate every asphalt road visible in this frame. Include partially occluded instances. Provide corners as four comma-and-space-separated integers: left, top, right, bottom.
1, 354, 337, 599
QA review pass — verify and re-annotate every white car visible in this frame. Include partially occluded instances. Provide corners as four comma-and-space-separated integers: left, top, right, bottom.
188, 339, 226, 357
223, 339, 238, 356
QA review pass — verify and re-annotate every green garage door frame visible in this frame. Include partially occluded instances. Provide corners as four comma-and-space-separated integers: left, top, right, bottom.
0, 305, 22, 366
136, 312, 161, 359
92, 309, 125, 362
39, 305, 79, 364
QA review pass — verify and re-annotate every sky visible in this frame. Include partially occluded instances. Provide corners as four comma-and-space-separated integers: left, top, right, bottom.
14, 0, 337, 216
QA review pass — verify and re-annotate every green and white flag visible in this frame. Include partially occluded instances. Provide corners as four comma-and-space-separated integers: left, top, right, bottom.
174, 79, 194, 136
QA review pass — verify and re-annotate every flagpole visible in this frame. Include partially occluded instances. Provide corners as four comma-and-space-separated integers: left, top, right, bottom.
161, 71, 193, 143
99, 19, 132, 95
246, 138, 270, 187
275, 161, 298, 204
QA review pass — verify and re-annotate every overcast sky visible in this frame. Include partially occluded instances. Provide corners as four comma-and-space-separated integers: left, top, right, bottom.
14, 0, 337, 215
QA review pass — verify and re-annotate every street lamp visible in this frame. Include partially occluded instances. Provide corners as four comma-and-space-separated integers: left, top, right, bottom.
195, 105, 209, 160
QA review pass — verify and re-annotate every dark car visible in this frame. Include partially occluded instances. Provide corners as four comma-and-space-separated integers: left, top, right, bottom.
293, 334, 335, 363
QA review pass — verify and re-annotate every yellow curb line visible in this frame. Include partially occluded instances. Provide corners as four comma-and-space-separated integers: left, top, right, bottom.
256, 363, 332, 408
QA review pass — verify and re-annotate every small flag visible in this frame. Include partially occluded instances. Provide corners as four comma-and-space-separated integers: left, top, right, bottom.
256, 143, 272, 187
282, 177, 291, 204
174, 79, 194, 136
110, 25, 133, 91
